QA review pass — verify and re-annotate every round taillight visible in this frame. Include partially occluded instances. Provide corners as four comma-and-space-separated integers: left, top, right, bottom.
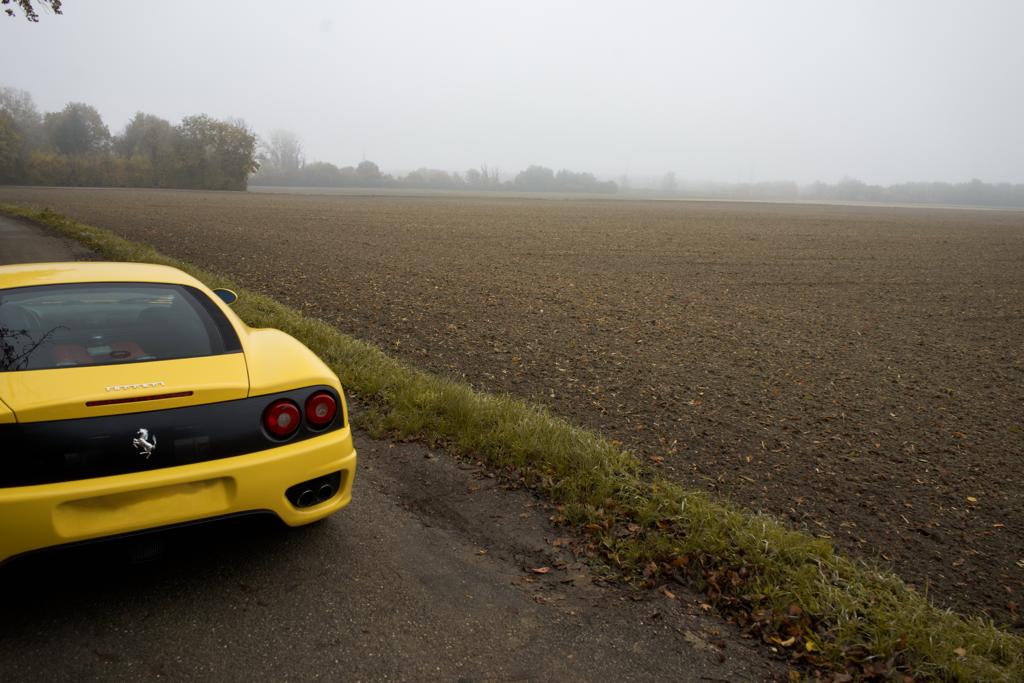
305, 391, 337, 428
264, 399, 301, 438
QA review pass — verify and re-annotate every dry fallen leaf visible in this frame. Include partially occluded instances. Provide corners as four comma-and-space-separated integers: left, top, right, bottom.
660, 585, 677, 600
954, 647, 967, 657
529, 566, 552, 574
966, 496, 978, 504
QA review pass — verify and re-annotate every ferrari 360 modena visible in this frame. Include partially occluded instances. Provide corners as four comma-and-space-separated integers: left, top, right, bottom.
0, 261, 357, 561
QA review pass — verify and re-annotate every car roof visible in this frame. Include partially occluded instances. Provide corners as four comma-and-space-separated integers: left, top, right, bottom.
0, 262, 206, 291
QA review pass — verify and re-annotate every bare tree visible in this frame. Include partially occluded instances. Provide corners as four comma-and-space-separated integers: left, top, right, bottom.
3, 0, 62, 21
260, 129, 304, 173
660, 171, 678, 193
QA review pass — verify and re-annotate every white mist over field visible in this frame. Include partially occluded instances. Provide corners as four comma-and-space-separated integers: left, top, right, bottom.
2, 0, 1023, 184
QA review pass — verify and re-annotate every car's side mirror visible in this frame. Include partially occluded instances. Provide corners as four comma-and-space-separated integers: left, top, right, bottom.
213, 288, 238, 305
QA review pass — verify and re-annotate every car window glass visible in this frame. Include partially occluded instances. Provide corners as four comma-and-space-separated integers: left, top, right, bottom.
0, 282, 240, 371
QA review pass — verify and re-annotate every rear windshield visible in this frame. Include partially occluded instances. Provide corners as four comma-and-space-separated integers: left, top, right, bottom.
0, 282, 242, 372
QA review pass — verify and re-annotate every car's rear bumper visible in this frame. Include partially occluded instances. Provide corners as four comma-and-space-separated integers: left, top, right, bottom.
0, 427, 356, 563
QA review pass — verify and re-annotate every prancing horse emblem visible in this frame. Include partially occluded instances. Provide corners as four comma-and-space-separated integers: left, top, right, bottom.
132, 428, 157, 459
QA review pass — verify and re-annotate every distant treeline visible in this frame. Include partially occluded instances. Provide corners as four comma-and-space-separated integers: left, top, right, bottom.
252, 160, 618, 194
652, 174, 1024, 208
0, 87, 257, 191
801, 177, 1024, 208
252, 128, 617, 193
4, 86, 1022, 206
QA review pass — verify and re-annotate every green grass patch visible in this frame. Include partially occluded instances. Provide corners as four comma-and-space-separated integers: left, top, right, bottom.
3, 203, 1022, 680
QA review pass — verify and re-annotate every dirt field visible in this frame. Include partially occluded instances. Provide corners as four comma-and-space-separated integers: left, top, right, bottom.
2, 186, 1022, 629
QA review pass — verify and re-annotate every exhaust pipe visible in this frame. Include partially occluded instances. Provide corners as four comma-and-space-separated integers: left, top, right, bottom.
296, 488, 316, 508
286, 471, 343, 509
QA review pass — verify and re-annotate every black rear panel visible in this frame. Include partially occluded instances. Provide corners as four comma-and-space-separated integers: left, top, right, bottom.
0, 386, 343, 488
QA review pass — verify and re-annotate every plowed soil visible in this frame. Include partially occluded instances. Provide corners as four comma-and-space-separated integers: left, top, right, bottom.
2, 186, 1022, 629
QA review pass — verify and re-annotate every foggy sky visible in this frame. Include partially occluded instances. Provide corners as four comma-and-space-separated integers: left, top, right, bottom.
3, 0, 1023, 185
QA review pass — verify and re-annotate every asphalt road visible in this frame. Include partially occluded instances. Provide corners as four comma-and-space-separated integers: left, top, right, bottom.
0, 212, 97, 265
0, 214, 785, 681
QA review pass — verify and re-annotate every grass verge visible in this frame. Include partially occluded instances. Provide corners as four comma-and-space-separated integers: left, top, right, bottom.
2, 203, 1022, 680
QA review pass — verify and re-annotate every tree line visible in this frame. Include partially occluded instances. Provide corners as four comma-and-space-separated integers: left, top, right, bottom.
651, 176, 1024, 208
799, 177, 1024, 208
250, 161, 619, 194
5, 86, 1021, 206
251, 129, 617, 194
0, 87, 258, 191
650, 173, 1024, 207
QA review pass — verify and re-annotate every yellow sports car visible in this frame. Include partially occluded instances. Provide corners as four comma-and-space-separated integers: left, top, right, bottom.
0, 261, 356, 562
